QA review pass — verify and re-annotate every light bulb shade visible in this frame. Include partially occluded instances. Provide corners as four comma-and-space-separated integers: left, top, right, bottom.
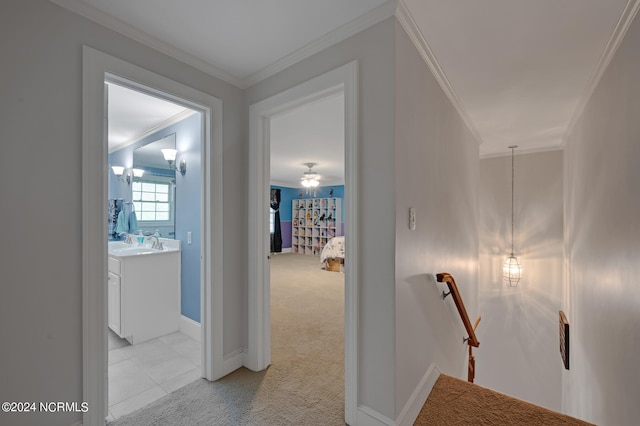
503, 254, 522, 287
132, 168, 144, 177
161, 148, 177, 162
111, 166, 125, 176
301, 177, 319, 188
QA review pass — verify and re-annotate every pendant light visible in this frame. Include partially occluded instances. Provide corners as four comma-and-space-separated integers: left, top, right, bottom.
503, 145, 522, 287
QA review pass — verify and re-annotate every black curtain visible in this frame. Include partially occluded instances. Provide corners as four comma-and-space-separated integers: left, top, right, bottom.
270, 188, 282, 253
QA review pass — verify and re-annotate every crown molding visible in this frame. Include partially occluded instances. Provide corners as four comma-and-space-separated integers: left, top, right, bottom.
562, 0, 640, 145
50, 0, 244, 88
395, 0, 483, 146
108, 109, 197, 153
243, 1, 397, 87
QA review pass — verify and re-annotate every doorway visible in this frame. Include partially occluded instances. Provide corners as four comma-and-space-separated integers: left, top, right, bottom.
248, 61, 359, 424
105, 81, 204, 420
82, 47, 224, 425
268, 91, 346, 421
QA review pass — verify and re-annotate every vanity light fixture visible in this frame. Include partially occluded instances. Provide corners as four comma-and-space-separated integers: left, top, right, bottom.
111, 165, 131, 185
161, 148, 187, 176
132, 168, 145, 178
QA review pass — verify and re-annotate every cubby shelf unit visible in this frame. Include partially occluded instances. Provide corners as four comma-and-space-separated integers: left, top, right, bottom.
292, 198, 342, 255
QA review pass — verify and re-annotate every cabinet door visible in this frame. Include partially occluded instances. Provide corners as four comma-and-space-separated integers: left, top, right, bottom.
108, 272, 121, 335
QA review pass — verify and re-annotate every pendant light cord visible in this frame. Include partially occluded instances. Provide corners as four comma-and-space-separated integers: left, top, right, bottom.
509, 145, 517, 255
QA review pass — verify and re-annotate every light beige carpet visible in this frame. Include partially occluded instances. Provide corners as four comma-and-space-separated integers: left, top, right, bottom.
111, 253, 345, 425
415, 374, 594, 426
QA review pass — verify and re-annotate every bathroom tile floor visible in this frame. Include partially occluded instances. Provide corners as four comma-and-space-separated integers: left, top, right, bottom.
107, 330, 201, 423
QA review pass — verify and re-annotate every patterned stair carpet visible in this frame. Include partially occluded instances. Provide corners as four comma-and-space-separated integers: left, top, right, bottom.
415, 374, 593, 425
110, 253, 345, 425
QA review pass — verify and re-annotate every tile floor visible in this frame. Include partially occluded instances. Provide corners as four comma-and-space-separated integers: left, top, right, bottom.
107, 330, 201, 423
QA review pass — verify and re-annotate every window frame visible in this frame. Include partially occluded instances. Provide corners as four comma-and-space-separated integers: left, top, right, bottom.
132, 175, 175, 228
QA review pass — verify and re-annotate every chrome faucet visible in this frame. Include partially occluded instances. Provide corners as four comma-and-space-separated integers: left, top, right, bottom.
146, 235, 164, 250
121, 233, 133, 244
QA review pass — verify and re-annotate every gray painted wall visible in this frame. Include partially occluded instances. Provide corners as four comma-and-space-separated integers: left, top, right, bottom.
563, 9, 640, 425
246, 17, 398, 419
394, 21, 480, 416
0, 1, 245, 425
477, 150, 563, 411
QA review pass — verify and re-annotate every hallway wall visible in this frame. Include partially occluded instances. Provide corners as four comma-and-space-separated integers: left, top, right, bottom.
563, 9, 640, 425
0, 1, 245, 425
394, 19, 480, 420
477, 150, 563, 411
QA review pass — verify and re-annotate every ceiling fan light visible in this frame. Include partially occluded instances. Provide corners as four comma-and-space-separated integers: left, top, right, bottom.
301, 162, 320, 189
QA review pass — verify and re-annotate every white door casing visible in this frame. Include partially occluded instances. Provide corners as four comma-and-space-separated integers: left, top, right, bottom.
82, 46, 224, 425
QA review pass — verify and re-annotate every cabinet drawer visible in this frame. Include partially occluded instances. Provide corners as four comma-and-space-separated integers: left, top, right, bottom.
108, 256, 121, 275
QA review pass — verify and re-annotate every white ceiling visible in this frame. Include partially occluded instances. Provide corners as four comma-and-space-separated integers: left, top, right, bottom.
270, 93, 345, 187
107, 83, 191, 151
76, 0, 636, 160
404, 0, 630, 157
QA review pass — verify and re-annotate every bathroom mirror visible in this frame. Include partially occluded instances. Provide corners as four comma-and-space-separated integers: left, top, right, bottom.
132, 133, 177, 237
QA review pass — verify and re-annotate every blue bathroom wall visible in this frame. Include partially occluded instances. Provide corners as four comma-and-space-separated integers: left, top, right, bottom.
271, 185, 345, 249
109, 112, 202, 323
174, 114, 202, 323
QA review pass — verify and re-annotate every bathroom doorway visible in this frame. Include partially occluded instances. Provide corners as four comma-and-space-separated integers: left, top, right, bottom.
105, 81, 204, 421
82, 47, 225, 425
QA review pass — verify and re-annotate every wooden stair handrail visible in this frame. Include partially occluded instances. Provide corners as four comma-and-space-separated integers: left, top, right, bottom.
436, 273, 480, 348
437, 272, 480, 382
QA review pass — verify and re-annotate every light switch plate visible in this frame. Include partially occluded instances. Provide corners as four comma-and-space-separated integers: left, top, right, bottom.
187, 231, 192, 244
409, 208, 416, 230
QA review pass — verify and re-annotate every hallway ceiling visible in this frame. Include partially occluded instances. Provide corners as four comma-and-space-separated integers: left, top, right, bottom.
65, 0, 635, 157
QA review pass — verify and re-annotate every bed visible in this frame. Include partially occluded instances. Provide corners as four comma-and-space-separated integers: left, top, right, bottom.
320, 236, 345, 271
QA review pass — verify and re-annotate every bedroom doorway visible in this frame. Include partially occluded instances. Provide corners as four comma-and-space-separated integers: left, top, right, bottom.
268, 91, 346, 422
248, 61, 359, 424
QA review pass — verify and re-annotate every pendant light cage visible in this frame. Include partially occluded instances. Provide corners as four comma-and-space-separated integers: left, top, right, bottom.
503, 145, 522, 287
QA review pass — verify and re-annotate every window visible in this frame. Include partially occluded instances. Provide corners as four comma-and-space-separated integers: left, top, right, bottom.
132, 180, 173, 223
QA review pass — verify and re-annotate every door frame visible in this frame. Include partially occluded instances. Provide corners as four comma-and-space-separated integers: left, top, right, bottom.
247, 61, 359, 424
82, 46, 224, 425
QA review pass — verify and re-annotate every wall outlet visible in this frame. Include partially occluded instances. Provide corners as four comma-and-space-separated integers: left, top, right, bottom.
187, 231, 192, 244
409, 208, 416, 230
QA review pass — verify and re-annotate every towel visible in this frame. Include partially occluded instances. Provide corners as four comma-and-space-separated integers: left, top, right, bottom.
128, 211, 138, 234
114, 210, 128, 234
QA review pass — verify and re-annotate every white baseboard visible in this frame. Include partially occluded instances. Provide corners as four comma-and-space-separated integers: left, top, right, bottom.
396, 363, 442, 426
224, 347, 247, 373
179, 315, 201, 343
356, 405, 395, 426
272, 248, 292, 254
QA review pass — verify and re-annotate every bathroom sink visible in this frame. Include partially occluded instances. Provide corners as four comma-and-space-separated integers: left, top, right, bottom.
108, 241, 180, 257
110, 247, 160, 256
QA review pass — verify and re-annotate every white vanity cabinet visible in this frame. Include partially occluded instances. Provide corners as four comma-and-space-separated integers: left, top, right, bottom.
107, 247, 181, 344
108, 270, 121, 335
